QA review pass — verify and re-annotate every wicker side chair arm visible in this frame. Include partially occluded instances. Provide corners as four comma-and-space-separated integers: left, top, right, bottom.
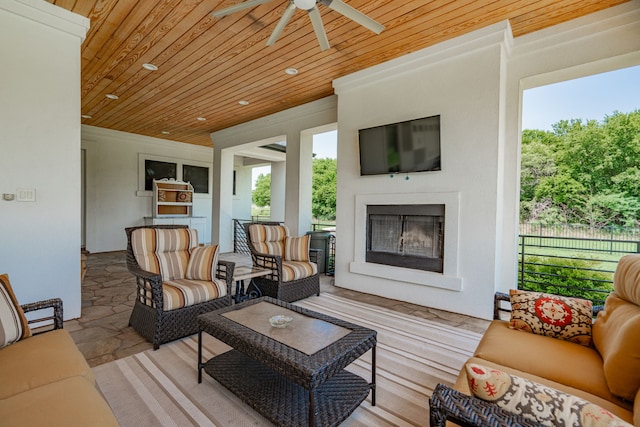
127, 264, 164, 309
493, 291, 511, 320
429, 384, 543, 427
21, 297, 64, 333
593, 305, 604, 316
216, 260, 235, 294
251, 252, 283, 281
309, 248, 321, 264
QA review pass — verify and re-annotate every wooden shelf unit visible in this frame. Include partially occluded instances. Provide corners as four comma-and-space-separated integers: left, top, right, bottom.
152, 179, 193, 217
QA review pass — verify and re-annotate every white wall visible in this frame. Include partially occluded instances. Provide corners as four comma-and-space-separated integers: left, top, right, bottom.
0, 0, 89, 319
82, 125, 214, 253
333, 2, 640, 320
333, 22, 511, 320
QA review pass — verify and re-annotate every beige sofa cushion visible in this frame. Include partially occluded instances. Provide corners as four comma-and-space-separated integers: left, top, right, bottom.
473, 320, 629, 408
613, 254, 640, 305
0, 376, 119, 427
0, 329, 93, 399
635, 387, 640, 427
592, 292, 640, 401
456, 357, 634, 424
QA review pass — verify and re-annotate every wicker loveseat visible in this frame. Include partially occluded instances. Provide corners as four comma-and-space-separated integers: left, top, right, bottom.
125, 225, 234, 349
430, 254, 640, 427
245, 223, 320, 303
0, 274, 119, 426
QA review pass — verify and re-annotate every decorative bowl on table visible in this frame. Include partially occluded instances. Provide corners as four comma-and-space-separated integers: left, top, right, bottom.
269, 315, 293, 328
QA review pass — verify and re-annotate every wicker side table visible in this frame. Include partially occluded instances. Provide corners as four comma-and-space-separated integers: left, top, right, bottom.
198, 297, 377, 427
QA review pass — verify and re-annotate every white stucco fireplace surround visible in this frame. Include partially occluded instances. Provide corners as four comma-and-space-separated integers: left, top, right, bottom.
351, 192, 462, 291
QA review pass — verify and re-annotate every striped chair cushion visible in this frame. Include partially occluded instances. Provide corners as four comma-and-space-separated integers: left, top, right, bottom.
131, 228, 199, 280
249, 224, 288, 256
161, 279, 227, 311
185, 245, 219, 281
0, 274, 31, 348
281, 261, 318, 282
284, 235, 310, 262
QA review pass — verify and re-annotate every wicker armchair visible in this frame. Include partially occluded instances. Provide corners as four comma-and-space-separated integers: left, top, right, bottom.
125, 225, 234, 349
244, 222, 320, 303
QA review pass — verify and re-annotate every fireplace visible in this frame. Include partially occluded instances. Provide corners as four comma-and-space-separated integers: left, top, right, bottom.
366, 204, 444, 273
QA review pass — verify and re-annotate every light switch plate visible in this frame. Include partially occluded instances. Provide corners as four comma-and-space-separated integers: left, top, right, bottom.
16, 188, 36, 202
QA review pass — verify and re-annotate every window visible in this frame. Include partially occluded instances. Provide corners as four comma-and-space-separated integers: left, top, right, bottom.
138, 154, 212, 196
144, 160, 177, 191
183, 164, 209, 194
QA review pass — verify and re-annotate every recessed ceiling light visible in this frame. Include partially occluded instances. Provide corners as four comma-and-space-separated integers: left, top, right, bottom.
105, 94, 119, 100
238, 100, 250, 105
81, 114, 92, 119
161, 131, 170, 135
196, 117, 206, 121
142, 63, 158, 71
285, 67, 298, 75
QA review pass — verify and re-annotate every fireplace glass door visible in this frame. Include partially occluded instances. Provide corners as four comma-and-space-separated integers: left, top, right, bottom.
367, 205, 444, 273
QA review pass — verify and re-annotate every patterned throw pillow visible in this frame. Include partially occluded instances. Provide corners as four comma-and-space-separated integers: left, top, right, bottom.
509, 289, 593, 346
284, 235, 310, 262
185, 245, 219, 281
176, 191, 192, 203
465, 363, 633, 427
0, 274, 31, 348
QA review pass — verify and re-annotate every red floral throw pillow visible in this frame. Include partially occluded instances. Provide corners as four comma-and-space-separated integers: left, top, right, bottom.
509, 289, 593, 346
465, 363, 633, 427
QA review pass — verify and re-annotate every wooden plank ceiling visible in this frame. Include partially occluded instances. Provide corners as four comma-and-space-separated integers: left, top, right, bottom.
48, 0, 629, 147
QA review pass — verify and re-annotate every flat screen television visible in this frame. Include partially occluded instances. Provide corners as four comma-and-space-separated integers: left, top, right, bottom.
358, 115, 441, 176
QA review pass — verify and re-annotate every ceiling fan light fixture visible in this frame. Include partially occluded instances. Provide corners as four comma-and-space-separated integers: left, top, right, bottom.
293, 0, 315, 10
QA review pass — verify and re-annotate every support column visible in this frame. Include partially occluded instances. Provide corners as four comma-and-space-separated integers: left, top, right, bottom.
270, 161, 286, 222
212, 146, 235, 252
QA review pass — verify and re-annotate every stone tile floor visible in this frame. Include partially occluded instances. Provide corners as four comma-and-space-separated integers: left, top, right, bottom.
69, 251, 490, 367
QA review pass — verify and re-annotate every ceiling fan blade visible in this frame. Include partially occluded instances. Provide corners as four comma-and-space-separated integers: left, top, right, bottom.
212, 0, 273, 18
322, 0, 384, 34
308, 6, 330, 51
266, 2, 296, 46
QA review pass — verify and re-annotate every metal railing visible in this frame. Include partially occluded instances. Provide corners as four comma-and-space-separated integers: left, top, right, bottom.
518, 231, 640, 305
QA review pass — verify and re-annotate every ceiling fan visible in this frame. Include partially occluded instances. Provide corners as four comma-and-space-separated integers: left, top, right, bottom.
212, 0, 384, 51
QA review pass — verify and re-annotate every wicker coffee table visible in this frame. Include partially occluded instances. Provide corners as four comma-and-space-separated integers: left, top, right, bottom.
197, 297, 377, 427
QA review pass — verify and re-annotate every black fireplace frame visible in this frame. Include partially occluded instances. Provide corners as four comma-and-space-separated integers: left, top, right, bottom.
366, 204, 445, 273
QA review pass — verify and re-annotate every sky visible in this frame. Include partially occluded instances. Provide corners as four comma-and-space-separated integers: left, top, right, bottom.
522, 64, 640, 131
252, 64, 640, 187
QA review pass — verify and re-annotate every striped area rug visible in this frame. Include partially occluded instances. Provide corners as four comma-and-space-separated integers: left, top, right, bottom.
93, 294, 483, 426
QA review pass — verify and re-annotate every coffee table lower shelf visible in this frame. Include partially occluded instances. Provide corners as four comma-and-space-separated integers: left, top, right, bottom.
203, 349, 372, 427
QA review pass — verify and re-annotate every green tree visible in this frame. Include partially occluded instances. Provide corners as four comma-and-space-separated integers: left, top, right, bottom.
520, 110, 640, 227
252, 173, 271, 207
312, 158, 337, 220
